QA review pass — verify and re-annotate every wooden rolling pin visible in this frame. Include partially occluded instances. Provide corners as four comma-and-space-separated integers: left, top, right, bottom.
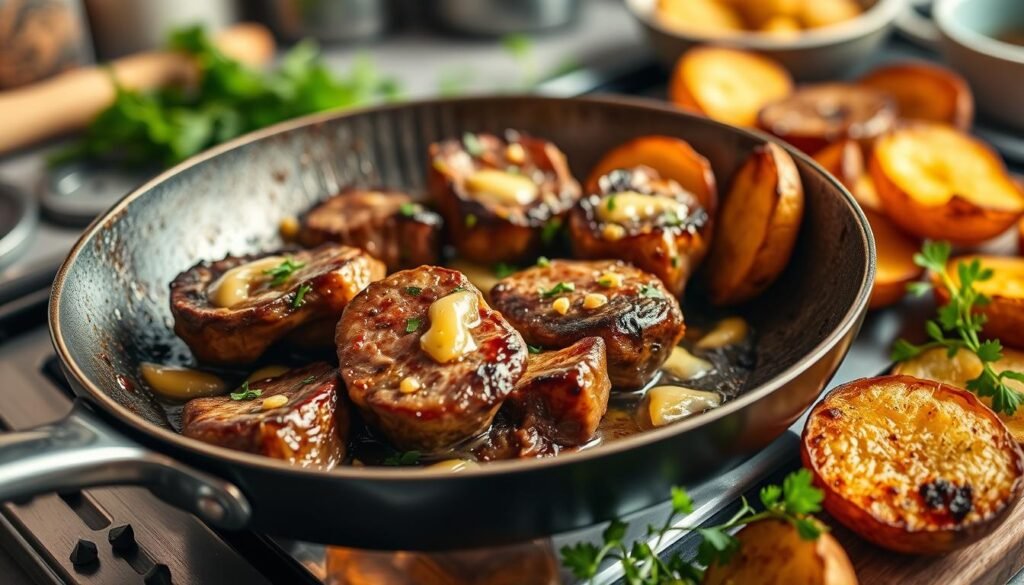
0, 23, 275, 155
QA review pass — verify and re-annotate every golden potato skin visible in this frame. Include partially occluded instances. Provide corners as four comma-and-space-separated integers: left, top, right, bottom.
802, 375, 1024, 554
706, 142, 804, 306
934, 255, 1024, 351
702, 520, 858, 585
859, 62, 974, 131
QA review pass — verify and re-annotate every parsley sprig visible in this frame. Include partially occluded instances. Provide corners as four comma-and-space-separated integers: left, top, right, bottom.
230, 381, 262, 401
560, 469, 824, 584
891, 241, 1024, 415
263, 257, 306, 287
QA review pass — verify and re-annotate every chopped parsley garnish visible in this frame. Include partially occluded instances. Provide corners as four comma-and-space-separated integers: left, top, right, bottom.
528, 344, 543, 354
536, 256, 551, 268
399, 202, 417, 217
640, 284, 663, 299
301, 375, 316, 384
451, 286, 467, 294
465, 213, 478, 228
292, 284, 312, 308
541, 281, 576, 298
406, 317, 422, 333
230, 381, 262, 401
606, 195, 617, 212
263, 257, 306, 287
493, 262, 517, 278
541, 217, 562, 245
663, 209, 682, 227
462, 132, 484, 157
383, 450, 422, 466
405, 286, 423, 296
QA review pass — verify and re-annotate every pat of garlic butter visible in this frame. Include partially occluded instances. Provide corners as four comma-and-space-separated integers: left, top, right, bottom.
208, 256, 285, 308
597, 192, 690, 224
465, 169, 538, 206
140, 362, 226, 401
420, 290, 481, 363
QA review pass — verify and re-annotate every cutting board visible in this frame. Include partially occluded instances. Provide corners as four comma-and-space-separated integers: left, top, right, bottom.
831, 499, 1024, 584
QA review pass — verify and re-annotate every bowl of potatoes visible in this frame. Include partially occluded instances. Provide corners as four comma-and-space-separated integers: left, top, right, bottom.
626, 0, 903, 80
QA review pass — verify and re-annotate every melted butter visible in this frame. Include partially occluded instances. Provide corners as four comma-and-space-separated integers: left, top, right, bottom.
247, 364, 290, 382
428, 459, 479, 472
662, 346, 714, 380
597, 191, 690, 225
465, 169, 539, 206
140, 362, 226, 401
642, 385, 721, 428
420, 290, 481, 363
208, 256, 285, 308
696, 317, 749, 349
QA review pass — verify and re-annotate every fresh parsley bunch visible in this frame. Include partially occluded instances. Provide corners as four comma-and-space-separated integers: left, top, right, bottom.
560, 468, 825, 585
891, 240, 1024, 415
58, 26, 399, 168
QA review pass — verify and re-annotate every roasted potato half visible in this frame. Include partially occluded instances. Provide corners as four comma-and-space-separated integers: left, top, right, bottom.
585, 135, 717, 215
702, 519, 857, 585
893, 346, 1024, 443
706, 142, 804, 306
655, 0, 744, 36
757, 84, 897, 155
870, 123, 1024, 244
859, 62, 974, 130
812, 139, 881, 212
865, 209, 923, 309
802, 375, 1024, 554
669, 47, 793, 128
933, 254, 1024, 350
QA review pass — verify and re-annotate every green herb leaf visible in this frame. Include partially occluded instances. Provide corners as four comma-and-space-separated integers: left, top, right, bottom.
405, 286, 423, 296
230, 381, 262, 401
603, 519, 627, 545
292, 284, 312, 308
671, 486, 693, 515
541, 281, 575, 298
640, 284, 664, 299
501, 34, 533, 60
399, 202, 418, 217
606, 195, 617, 212
528, 344, 543, 354
697, 527, 739, 567
493, 262, 517, 279
560, 542, 601, 579
465, 213, 478, 228
383, 450, 421, 466
759, 484, 782, 509
301, 375, 316, 384
793, 517, 824, 540
462, 132, 484, 157
540, 217, 562, 246
977, 339, 1004, 362
263, 257, 306, 287
907, 281, 932, 297
782, 468, 823, 516
536, 256, 551, 268
405, 317, 422, 333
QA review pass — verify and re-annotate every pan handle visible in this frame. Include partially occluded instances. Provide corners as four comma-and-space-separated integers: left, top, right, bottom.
0, 401, 251, 530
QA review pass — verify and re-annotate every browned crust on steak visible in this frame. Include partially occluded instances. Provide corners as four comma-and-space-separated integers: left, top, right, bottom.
490, 259, 684, 389
297, 188, 442, 271
336, 266, 528, 451
171, 244, 386, 365
428, 131, 581, 263
568, 166, 710, 296
181, 362, 348, 468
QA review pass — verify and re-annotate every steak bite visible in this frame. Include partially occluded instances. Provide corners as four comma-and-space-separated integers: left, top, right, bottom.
336, 266, 528, 451
490, 259, 684, 390
476, 337, 611, 460
428, 131, 582, 264
296, 188, 442, 271
568, 166, 710, 296
181, 362, 348, 469
171, 244, 385, 365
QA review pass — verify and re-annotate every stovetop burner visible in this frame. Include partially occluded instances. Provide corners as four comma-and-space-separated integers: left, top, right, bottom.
0, 182, 37, 272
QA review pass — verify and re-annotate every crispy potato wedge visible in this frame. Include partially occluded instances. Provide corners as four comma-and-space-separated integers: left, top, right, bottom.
707, 142, 804, 305
655, 0, 745, 36
703, 519, 857, 585
859, 62, 974, 130
802, 375, 1024, 554
812, 139, 882, 212
934, 254, 1024, 350
894, 346, 1024, 443
865, 209, 923, 309
669, 47, 793, 128
870, 123, 1024, 244
585, 136, 718, 214
758, 84, 897, 155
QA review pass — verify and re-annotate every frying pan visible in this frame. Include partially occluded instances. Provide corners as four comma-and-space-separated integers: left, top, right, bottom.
0, 96, 874, 550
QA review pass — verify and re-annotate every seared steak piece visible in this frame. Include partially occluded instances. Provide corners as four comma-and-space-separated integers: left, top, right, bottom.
568, 166, 710, 296
428, 131, 581, 263
181, 362, 348, 469
490, 259, 684, 389
171, 244, 385, 365
336, 266, 528, 452
296, 188, 442, 271
476, 337, 611, 460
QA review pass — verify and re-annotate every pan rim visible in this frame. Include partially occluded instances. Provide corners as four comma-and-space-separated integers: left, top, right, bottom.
48, 94, 875, 481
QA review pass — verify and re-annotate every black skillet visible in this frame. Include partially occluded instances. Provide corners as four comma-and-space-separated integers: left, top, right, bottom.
0, 96, 874, 550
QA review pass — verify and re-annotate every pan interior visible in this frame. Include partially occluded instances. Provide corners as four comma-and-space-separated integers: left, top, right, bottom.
54, 97, 869, 441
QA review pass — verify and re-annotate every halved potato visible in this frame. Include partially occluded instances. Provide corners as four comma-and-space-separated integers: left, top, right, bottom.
655, 0, 745, 36
870, 123, 1024, 244
669, 47, 793, 128
893, 346, 1024, 443
703, 519, 857, 585
731, 0, 802, 29
859, 62, 974, 130
706, 142, 804, 305
865, 209, 923, 309
933, 254, 1024, 350
812, 139, 882, 211
757, 84, 897, 155
802, 375, 1024, 554
799, 0, 863, 29
585, 136, 718, 214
